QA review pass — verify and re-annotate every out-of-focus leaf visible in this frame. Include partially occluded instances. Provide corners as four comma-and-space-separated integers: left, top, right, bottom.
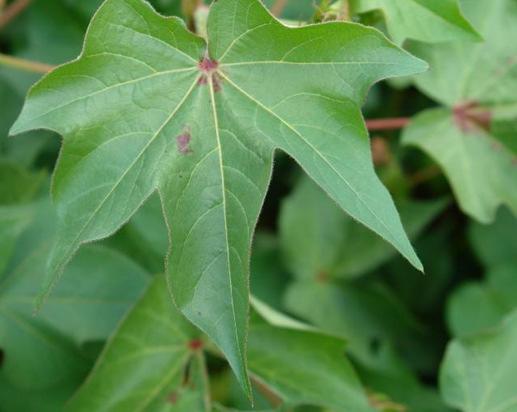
11, 0, 425, 393
447, 264, 517, 337
403, 0, 517, 223
358, 342, 452, 412
67, 274, 202, 411
248, 317, 375, 411
350, 0, 480, 43
284, 280, 424, 367
3, 245, 149, 344
0, 161, 45, 205
250, 233, 290, 311
279, 177, 446, 280
440, 310, 517, 412
0, 162, 46, 273
469, 207, 517, 268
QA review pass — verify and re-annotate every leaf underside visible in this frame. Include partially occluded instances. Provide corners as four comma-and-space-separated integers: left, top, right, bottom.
10, 0, 426, 394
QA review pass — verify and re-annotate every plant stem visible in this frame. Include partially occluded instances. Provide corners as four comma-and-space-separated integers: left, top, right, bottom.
0, 53, 54, 73
271, 0, 288, 16
0, 0, 31, 29
366, 117, 410, 131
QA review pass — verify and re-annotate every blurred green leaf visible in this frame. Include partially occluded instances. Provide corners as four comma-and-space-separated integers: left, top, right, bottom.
248, 317, 375, 411
284, 280, 424, 367
350, 0, 480, 43
280, 177, 446, 280
440, 310, 517, 412
358, 342, 451, 412
469, 207, 517, 268
448, 264, 517, 337
403, 0, 517, 223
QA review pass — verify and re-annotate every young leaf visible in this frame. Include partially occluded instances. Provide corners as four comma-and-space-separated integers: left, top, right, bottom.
440, 310, 517, 412
67, 274, 203, 411
10, 0, 425, 393
350, 0, 480, 43
402, 0, 517, 223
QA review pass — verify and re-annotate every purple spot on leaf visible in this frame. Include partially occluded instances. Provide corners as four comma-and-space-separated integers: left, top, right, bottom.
177, 131, 192, 155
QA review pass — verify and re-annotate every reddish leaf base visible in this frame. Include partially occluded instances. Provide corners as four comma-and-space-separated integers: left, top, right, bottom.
453, 101, 491, 133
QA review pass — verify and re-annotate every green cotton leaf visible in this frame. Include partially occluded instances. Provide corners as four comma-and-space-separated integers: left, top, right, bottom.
0, 243, 149, 392
284, 281, 424, 366
279, 176, 446, 280
10, 0, 425, 394
67, 275, 204, 412
357, 342, 452, 412
350, 0, 480, 44
447, 264, 517, 338
402, 0, 517, 223
248, 320, 375, 411
2, 244, 149, 344
403, 109, 517, 224
440, 310, 517, 412
469, 207, 517, 268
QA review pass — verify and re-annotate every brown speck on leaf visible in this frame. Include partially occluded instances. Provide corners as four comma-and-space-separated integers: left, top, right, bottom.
167, 391, 178, 404
177, 131, 192, 155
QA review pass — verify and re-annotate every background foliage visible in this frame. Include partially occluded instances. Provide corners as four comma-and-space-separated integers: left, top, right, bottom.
0, 0, 516, 411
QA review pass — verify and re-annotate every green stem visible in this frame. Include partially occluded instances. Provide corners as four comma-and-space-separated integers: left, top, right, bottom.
0, 53, 54, 74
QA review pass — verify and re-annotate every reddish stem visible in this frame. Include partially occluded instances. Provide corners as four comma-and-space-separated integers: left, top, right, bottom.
365, 117, 410, 131
0, 0, 31, 29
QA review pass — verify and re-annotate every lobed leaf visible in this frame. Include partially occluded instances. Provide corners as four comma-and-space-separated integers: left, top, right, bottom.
10, 0, 426, 393
403, 0, 517, 223
350, 0, 480, 44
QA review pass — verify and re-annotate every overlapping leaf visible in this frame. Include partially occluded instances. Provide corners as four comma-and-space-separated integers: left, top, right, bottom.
403, 0, 517, 223
10, 0, 426, 393
350, 0, 479, 43
67, 275, 203, 412
0, 199, 149, 410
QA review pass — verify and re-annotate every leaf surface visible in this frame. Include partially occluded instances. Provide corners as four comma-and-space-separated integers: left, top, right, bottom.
403, 0, 517, 222
440, 310, 517, 412
248, 316, 374, 411
67, 274, 202, 412
351, 0, 480, 43
10, 0, 425, 392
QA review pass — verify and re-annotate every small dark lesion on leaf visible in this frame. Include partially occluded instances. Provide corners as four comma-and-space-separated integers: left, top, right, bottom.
177, 129, 192, 155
